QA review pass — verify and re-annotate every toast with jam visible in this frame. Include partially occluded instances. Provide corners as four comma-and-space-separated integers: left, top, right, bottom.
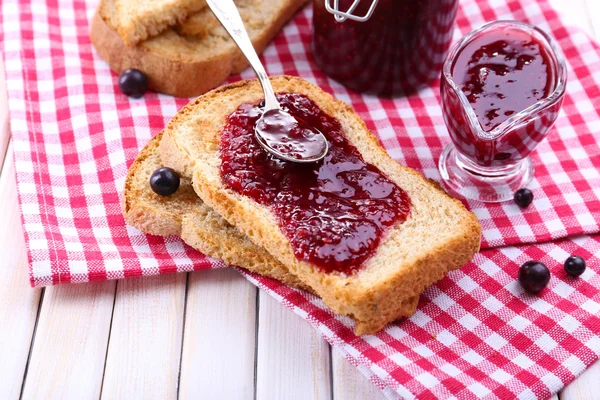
159, 76, 482, 335
122, 132, 423, 320
90, 0, 308, 97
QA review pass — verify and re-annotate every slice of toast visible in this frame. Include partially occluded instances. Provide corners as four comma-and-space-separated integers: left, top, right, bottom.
124, 131, 309, 290
160, 76, 482, 335
91, 0, 309, 97
124, 132, 420, 323
115, 0, 208, 47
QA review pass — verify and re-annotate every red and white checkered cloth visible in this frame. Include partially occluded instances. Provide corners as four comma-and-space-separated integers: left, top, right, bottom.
1, 0, 599, 398
244, 235, 600, 399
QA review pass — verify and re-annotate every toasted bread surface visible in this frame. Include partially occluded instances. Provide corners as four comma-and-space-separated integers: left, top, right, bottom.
91, 0, 308, 97
115, 0, 208, 46
160, 76, 481, 335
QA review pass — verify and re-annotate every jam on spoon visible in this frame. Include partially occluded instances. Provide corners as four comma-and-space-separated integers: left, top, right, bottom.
255, 109, 328, 162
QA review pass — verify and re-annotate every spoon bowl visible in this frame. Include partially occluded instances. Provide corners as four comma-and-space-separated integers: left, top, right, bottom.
206, 0, 328, 163
254, 109, 329, 163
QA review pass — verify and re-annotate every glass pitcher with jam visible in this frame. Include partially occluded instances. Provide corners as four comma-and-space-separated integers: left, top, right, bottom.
312, 0, 459, 96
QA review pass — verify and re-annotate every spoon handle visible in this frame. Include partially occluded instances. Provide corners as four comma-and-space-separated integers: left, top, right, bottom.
206, 0, 280, 111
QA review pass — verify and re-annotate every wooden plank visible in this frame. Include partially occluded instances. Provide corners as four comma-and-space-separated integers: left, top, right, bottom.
101, 273, 186, 400
21, 281, 116, 399
561, 362, 600, 400
255, 291, 331, 400
584, 0, 600, 36
332, 350, 387, 400
0, 55, 9, 171
179, 269, 257, 399
0, 145, 43, 399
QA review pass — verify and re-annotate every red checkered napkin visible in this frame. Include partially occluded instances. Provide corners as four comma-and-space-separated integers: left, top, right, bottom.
2, 0, 600, 397
243, 235, 600, 399
2, 0, 599, 285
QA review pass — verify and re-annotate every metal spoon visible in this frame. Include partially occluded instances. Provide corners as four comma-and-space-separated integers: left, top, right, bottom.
206, 0, 328, 163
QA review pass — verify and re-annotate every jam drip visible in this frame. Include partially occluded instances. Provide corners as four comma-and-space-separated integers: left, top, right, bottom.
220, 93, 411, 273
452, 28, 555, 131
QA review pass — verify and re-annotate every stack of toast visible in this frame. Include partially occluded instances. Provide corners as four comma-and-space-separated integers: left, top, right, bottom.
124, 76, 482, 335
90, 0, 309, 96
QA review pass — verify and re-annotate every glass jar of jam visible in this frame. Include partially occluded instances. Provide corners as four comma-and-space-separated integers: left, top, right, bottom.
438, 21, 567, 203
312, 0, 459, 96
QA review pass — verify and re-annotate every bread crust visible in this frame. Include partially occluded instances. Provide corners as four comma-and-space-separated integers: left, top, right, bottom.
90, 0, 309, 97
160, 76, 482, 335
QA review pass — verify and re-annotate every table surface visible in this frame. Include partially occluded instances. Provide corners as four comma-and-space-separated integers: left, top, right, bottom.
1, 1, 600, 399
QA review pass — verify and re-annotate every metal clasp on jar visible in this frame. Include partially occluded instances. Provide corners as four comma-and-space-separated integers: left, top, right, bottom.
324, 0, 380, 22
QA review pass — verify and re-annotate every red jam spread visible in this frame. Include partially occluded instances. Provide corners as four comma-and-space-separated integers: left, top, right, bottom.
312, 0, 459, 96
255, 109, 327, 159
452, 28, 555, 131
220, 93, 411, 273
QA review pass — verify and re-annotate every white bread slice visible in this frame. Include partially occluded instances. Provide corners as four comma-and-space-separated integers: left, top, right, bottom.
159, 76, 482, 335
115, 0, 208, 47
123, 132, 420, 319
90, 0, 308, 97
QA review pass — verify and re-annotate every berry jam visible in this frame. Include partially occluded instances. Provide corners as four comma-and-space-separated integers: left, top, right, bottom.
441, 24, 564, 167
220, 93, 411, 273
452, 29, 555, 132
312, 0, 459, 96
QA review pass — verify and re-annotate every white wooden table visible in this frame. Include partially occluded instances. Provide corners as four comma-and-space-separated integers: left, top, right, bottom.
1, 1, 600, 399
